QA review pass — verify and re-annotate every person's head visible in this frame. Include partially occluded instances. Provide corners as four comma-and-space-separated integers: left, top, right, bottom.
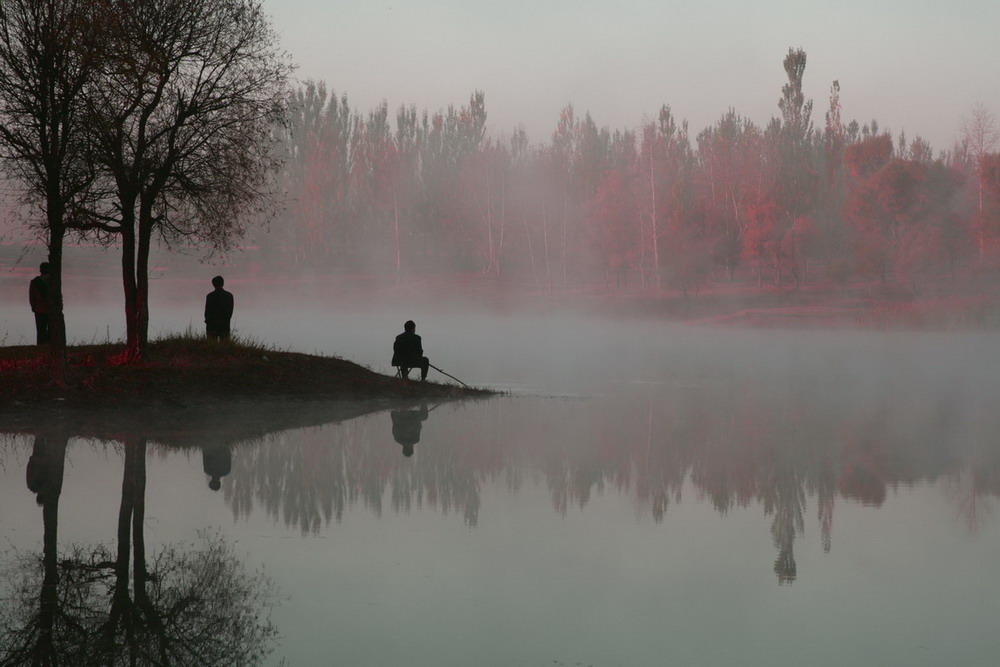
404, 320, 415, 333
39, 262, 50, 276
209, 476, 222, 491
212, 275, 224, 289
402, 444, 414, 457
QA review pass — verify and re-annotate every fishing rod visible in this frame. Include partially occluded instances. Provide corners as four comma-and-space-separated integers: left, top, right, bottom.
429, 363, 470, 388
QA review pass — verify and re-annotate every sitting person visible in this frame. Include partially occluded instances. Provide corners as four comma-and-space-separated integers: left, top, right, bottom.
391, 403, 429, 457
392, 319, 429, 381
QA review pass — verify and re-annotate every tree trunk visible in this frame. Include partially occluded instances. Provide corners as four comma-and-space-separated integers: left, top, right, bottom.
561, 189, 568, 288
650, 151, 661, 290
523, 214, 540, 294
45, 221, 68, 386
393, 186, 401, 280
496, 173, 505, 277
542, 204, 552, 294
136, 223, 151, 360
121, 224, 141, 361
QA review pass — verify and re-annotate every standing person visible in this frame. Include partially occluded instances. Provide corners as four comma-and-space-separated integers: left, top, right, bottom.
392, 319, 430, 381
204, 275, 234, 340
28, 262, 51, 345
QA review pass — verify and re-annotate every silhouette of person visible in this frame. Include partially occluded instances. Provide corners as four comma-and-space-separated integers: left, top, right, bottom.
392, 319, 429, 381
204, 275, 234, 340
26, 434, 67, 507
29, 262, 52, 345
391, 403, 429, 457
202, 442, 232, 491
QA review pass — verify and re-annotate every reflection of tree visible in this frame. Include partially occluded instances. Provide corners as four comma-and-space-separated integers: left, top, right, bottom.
518, 372, 1000, 583
1, 427, 75, 666
764, 462, 806, 585
0, 435, 278, 666
226, 403, 492, 531
944, 419, 1000, 535
5, 376, 1000, 590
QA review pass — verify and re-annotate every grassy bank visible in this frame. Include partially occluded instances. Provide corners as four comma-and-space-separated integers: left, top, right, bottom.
0, 334, 493, 410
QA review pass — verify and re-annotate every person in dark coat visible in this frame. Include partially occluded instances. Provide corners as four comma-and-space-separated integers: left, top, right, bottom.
204, 275, 234, 340
391, 403, 429, 457
29, 262, 51, 345
392, 319, 429, 380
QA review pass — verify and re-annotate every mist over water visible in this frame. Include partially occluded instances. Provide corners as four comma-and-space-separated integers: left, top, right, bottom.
3, 1, 1000, 661
2, 268, 1000, 665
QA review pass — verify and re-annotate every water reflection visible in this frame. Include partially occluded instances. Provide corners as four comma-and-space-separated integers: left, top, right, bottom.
205, 389, 1000, 585
391, 402, 430, 457
226, 401, 484, 530
202, 441, 232, 491
3, 375, 1000, 596
0, 429, 279, 666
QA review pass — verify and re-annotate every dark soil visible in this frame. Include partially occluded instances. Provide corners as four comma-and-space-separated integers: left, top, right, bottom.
0, 337, 494, 414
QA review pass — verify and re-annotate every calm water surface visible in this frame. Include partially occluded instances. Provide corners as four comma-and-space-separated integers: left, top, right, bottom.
1, 287, 999, 665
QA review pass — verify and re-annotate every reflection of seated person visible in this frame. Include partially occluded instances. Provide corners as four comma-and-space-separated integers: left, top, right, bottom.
391, 404, 429, 457
392, 319, 429, 381
202, 443, 232, 491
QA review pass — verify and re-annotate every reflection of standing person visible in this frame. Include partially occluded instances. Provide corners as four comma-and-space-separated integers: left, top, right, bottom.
26, 433, 67, 507
391, 403, 429, 457
202, 443, 232, 491
25, 429, 69, 660
392, 320, 429, 381
29, 262, 52, 345
204, 275, 234, 340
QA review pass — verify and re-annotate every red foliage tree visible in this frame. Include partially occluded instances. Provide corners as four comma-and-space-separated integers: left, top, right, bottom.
587, 169, 638, 287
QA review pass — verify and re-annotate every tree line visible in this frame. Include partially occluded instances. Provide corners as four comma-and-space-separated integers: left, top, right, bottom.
4, 3, 999, 380
265, 49, 1000, 298
0, 0, 290, 371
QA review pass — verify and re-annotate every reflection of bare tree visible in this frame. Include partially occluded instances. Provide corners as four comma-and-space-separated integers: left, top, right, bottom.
944, 437, 1000, 535
0, 435, 279, 666
4, 375, 1000, 590
522, 374, 1000, 583
1, 427, 74, 665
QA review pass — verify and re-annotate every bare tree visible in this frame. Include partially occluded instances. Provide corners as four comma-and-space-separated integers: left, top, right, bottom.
0, 0, 104, 383
82, 0, 291, 360
961, 104, 999, 260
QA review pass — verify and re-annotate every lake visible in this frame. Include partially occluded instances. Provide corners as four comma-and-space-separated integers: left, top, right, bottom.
1, 277, 999, 666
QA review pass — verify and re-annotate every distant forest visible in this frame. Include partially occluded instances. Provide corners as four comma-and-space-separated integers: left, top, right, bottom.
253, 48, 999, 293
7, 48, 999, 295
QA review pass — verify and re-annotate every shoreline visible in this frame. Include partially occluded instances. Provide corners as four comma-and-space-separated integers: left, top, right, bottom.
0, 336, 495, 412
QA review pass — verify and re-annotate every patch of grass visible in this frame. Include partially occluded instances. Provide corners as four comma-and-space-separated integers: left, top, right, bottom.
0, 334, 492, 409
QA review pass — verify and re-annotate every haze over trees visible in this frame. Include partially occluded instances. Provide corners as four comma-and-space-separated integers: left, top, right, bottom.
261, 48, 1000, 299
4, 29, 1000, 364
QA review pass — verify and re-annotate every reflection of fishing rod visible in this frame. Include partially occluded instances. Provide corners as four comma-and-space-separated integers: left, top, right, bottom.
429, 363, 469, 387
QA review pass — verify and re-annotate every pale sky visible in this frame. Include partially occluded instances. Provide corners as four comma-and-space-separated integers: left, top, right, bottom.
264, 0, 998, 152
